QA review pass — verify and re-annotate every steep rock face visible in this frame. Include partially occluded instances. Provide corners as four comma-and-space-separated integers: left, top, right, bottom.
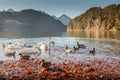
0, 9, 66, 33
67, 4, 120, 31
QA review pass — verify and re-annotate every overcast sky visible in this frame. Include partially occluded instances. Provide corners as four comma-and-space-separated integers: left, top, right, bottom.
0, 0, 120, 18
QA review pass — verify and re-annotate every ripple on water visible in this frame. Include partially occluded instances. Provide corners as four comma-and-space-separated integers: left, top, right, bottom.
0, 37, 120, 60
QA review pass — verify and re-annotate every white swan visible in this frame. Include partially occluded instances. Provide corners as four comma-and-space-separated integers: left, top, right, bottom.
37, 38, 55, 51
3, 43, 25, 51
3, 42, 12, 50
39, 43, 48, 51
18, 45, 41, 57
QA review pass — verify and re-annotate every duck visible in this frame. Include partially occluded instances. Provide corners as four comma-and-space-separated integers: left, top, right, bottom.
4, 43, 25, 51
89, 48, 95, 55
73, 46, 80, 51
40, 59, 52, 70
24, 44, 33, 48
77, 42, 86, 48
4, 51, 16, 59
19, 53, 30, 60
0, 61, 4, 65
65, 45, 72, 53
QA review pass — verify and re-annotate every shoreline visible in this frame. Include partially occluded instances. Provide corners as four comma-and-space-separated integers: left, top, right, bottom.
0, 55, 120, 79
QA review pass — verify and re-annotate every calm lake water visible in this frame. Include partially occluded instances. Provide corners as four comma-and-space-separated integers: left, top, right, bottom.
0, 31, 120, 39
0, 31, 120, 60
67, 31, 120, 40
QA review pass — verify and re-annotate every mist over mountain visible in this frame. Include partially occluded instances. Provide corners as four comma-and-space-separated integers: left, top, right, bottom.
0, 9, 66, 33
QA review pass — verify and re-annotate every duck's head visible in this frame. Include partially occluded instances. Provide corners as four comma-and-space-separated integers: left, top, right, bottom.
73, 46, 76, 49
13, 51, 16, 54
65, 45, 68, 49
41, 59, 45, 62
9, 42, 12, 45
19, 53, 22, 56
24, 44, 27, 47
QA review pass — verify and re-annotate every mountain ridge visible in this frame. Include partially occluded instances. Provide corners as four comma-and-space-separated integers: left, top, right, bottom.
67, 4, 120, 31
0, 9, 66, 33
58, 14, 71, 25
52, 14, 71, 25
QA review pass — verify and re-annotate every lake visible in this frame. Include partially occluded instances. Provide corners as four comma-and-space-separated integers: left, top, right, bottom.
67, 31, 120, 39
0, 30, 120, 60
0, 31, 67, 38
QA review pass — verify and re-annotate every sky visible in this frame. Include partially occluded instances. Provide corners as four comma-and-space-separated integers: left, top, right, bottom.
0, 0, 120, 18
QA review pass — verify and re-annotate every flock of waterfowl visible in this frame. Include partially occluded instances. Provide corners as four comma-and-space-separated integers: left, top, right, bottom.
2, 36, 96, 71
0, 37, 120, 79
2, 37, 96, 61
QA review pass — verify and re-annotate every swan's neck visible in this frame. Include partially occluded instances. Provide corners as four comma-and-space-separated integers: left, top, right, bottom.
48, 41, 54, 45
93, 48, 95, 51
47, 41, 55, 49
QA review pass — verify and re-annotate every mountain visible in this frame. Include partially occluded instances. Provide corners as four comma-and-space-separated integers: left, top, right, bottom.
58, 14, 71, 25
0, 9, 66, 33
52, 15, 58, 20
7, 8, 15, 12
67, 4, 120, 31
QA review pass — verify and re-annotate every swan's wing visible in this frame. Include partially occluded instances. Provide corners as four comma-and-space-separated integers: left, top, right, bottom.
19, 48, 37, 54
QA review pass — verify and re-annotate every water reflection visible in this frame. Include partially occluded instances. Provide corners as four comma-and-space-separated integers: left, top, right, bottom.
0, 31, 66, 38
0, 30, 120, 39
67, 31, 120, 39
